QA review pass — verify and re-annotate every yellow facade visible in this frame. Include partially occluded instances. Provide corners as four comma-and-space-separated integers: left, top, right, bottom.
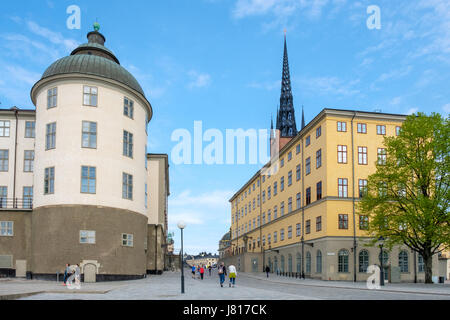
229, 109, 410, 278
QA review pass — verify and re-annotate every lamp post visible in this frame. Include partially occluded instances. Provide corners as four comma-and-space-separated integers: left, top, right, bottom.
178, 221, 186, 294
378, 236, 385, 286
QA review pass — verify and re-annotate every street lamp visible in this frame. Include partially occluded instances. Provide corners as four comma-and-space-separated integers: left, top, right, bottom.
378, 236, 385, 286
178, 221, 186, 294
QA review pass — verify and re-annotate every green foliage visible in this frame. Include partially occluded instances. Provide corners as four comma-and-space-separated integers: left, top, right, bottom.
358, 112, 450, 255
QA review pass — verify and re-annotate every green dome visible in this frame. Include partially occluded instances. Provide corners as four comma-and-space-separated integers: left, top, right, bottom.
41, 54, 145, 96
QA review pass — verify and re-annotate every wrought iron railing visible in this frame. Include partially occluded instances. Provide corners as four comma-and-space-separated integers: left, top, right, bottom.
0, 198, 33, 210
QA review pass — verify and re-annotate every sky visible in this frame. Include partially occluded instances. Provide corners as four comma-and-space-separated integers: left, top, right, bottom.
0, 0, 449, 255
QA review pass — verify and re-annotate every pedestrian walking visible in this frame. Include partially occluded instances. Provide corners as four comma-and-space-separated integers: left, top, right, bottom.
208, 265, 212, 276
218, 262, 227, 287
191, 265, 196, 279
63, 263, 70, 286
200, 266, 205, 280
228, 264, 237, 287
265, 265, 270, 278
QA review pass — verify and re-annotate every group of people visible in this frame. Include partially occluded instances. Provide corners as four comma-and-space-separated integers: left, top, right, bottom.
217, 262, 237, 288
191, 264, 213, 280
63, 263, 81, 286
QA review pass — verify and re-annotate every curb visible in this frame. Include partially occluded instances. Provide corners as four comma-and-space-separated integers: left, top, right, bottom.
243, 274, 450, 297
0, 289, 112, 300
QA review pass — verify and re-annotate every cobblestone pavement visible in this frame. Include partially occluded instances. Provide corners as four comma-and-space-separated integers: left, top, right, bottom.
1, 269, 448, 300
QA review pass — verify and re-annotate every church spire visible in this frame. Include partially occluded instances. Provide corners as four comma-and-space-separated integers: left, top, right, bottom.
301, 106, 305, 130
276, 33, 297, 138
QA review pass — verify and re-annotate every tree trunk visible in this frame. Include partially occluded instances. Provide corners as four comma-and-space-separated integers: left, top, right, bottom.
423, 250, 433, 284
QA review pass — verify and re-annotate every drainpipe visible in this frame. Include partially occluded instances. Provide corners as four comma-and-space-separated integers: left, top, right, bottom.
351, 111, 357, 282
259, 175, 264, 272
13, 108, 19, 207
301, 137, 305, 278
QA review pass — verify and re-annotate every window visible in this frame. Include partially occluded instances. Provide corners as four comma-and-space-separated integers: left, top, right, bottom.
306, 220, 311, 234
377, 125, 386, 135
81, 166, 96, 194
418, 254, 425, 272
339, 214, 348, 229
316, 216, 322, 231
46, 122, 56, 150
122, 173, 133, 200
306, 187, 311, 205
267, 209, 271, 222
377, 148, 387, 165
44, 167, 55, 194
25, 121, 35, 138
359, 215, 369, 230
262, 212, 266, 225
316, 149, 322, 168
316, 250, 323, 273
288, 226, 292, 239
280, 229, 285, 241
305, 157, 311, 175
123, 130, 134, 158
24, 150, 34, 172
316, 126, 321, 138
359, 250, 369, 272
273, 182, 277, 196
337, 121, 347, 132
280, 202, 285, 216
124, 97, 134, 119
83, 86, 98, 106
288, 171, 292, 186
288, 151, 292, 161
262, 191, 266, 203
268, 234, 272, 245
296, 164, 301, 181
0, 221, 13, 236
80, 230, 95, 244
296, 192, 301, 209
396, 126, 401, 136
0, 120, 10, 137
47, 87, 57, 108
338, 178, 348, 198
23, 187, 33, 209
316, 181, 322, 200
0, 150, 9, 172
296, 144, 300, 154
280, 158, 284, 168
262, 236, 266, 247
306, 252, 311, 273
272, 206, 277, 219
338, 249, 349, 273
338, 145, 347, 163
121, 233, 134, 247
305, 135, 311, 147
358, 147, 367, 165
273, 231, 278, 243
82, 121, 97, 148
280, 177, 284, 191
296, 223, 301, 237
267, 186, 271, 199
357, 123, 367, 134
0, 186, 7, 208
359, 179, 368, 198
262, 175, 265, 183
399, 251, 409, 273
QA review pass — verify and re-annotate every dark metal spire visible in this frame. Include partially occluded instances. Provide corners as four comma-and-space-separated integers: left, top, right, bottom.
276, 34, 297, 138
301, 106, 305, 130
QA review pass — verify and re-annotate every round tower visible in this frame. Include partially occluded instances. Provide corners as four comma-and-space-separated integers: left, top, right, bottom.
29, 24, 153, 280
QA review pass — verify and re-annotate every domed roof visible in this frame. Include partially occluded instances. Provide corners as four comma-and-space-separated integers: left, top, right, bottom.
220, 231, 231, 241
38, 26, 145, 97
42, 54, 144, 96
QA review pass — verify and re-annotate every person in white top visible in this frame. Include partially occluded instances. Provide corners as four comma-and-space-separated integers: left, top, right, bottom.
228, 265, 237, 287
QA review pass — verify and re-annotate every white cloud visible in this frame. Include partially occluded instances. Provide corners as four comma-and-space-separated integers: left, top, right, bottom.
247, 80, 280, 91
298, 76, 360, 96
390, 96, 402, 106
442, 103, 450, 114
4, 65, 40, 85
187, 71, 211, 89
406, 107, 419, 115
26, 21, 78, 52
377, 66, 413, 82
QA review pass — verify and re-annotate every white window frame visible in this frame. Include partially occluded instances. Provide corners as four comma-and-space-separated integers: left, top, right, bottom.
80, 230, 96, 244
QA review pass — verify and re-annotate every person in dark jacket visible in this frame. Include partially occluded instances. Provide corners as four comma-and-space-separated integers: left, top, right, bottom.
218, 262, 227, 287
265, 265, 270, 278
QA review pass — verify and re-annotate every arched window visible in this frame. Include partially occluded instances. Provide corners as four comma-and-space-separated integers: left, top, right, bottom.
359, 250, 369, 273
378, 251, 389, 265
338, 249, 349, 273
306, 252, 311, 274
399, 250, 409, 273
418, 254, 424, 273
281, 255, 285, 272
288, 113, 292, 120
288, 254, 293, 273
316, 250, 322, 273
288, 128, 293, 136
296, 253, 302, 273
274, 256, 278, 272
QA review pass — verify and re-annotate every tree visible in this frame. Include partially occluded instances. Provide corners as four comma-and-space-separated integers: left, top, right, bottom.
359, 112, 449, 283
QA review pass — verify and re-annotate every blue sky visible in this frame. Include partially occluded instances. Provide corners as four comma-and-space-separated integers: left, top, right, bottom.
0, 0, 449, 255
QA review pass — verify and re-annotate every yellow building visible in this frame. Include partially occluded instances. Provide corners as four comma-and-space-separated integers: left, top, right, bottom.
224, 37, 440, 283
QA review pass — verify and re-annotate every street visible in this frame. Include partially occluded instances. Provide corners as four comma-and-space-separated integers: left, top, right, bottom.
2, 268, 448, 300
